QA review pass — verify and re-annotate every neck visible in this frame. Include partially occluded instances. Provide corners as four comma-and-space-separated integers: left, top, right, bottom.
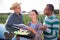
14, 12, 20, 15
47, 12, 52, 16
32, 18, 37, 24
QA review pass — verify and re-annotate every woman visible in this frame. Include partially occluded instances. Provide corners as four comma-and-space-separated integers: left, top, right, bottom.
27, 10, 43, 40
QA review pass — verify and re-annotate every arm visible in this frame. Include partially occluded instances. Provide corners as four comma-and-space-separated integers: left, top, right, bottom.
27, 27, 36, 35
6, 14, 14, 27
44, 19, 59, 36
6, 14, 18, 29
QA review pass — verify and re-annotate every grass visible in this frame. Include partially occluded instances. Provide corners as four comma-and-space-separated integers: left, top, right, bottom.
0, 15, 9, 24
23, 14, 31, 25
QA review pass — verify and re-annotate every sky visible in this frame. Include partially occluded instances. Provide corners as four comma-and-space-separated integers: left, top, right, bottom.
0, 0, 59, 13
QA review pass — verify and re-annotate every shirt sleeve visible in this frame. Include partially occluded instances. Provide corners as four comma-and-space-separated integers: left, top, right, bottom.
6, 14, 14, 27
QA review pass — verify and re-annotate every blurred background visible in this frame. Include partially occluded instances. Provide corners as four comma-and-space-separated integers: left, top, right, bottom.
0, 0, 60, 40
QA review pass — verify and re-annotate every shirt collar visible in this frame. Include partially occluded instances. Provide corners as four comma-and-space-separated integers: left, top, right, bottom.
14, 13, 21, 16
46, 13, 56, 18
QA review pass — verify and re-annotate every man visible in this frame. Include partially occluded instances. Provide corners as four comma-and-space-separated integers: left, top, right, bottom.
40, 4, 59, 40
5, 2, 23, 40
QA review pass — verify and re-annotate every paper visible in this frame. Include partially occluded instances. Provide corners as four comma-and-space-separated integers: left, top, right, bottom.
13, 24, 28, 27
13, 24, 29, 29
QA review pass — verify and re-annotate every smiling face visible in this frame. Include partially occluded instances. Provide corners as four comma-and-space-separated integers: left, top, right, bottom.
44, 4, 54, 16
30, 11, 38, 19
44, 6, 51, 15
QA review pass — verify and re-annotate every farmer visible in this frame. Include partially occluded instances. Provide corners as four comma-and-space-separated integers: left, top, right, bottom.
5, 2, 27, 40
40, 4, 59, 40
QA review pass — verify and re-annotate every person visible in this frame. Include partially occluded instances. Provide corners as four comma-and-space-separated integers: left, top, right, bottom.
5, 2, 28, 40
27, 10, 43, 40
40, 4, 59, 40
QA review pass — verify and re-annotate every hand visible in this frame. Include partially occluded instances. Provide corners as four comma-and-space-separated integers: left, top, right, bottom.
40, 25, 47, 30
19, 28, 23, 31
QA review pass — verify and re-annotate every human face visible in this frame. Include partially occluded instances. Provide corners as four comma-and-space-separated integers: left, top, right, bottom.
14, 6, 21, 13
44, 6, 51, 15
30, 11, 37, 19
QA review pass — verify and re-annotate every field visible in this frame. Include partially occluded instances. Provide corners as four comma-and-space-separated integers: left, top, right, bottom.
0, 13, 60, 39
0, 14, 45, 24
0, 14, 8, 24
0, 14, 60, 24
0, 14, 60, 25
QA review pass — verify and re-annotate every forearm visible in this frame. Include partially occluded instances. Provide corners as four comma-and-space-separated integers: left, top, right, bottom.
27, 27, 36, 35
44, 28, 58, 36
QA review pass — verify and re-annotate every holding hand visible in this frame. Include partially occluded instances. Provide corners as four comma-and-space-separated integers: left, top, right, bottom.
40, 25, 47, 30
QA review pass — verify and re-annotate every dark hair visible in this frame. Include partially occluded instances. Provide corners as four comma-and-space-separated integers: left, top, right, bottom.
47, 4, 54, 12
31, 10, 38, 15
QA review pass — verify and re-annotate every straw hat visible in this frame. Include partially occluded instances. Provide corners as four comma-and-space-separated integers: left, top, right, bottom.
10, 2, 21, 10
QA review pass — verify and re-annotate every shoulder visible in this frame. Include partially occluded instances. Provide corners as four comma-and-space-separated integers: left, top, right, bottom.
38, 22, 42, 26
52, 17, 59, 24
52, 15, 59, 22
50, 15, 59, 24
9, 13, 15, 17
7, 13, 16, 20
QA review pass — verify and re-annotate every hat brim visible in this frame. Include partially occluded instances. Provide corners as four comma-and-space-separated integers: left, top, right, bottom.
10, 3, 21, 10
